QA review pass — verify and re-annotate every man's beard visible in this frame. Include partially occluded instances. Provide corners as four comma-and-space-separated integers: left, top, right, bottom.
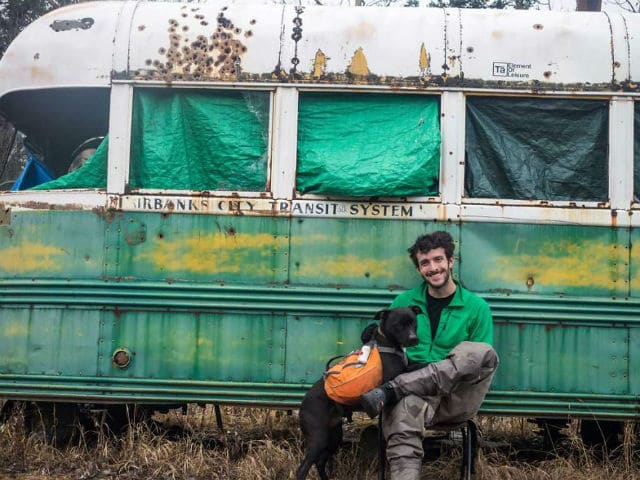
424, 267, 450, 290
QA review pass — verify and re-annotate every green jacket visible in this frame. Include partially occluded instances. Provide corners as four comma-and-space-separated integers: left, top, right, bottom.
390, 281, 493, 364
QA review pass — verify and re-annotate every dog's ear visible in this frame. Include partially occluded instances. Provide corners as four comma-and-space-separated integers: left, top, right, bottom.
410, 305, 422, 316
374, 309, 390, 321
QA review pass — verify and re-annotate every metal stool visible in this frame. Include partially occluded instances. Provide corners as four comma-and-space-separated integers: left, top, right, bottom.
379, 417, 479, 480
460, 419, 478, 480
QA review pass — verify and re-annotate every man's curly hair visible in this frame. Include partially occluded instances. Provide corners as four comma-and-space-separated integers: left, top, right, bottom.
407, 231, 455, 268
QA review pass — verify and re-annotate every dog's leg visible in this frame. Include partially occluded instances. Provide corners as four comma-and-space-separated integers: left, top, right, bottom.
315, 450, 331, 480
312, 421, 342, 480
297, 426, 332, 480
296, 451, 318, 480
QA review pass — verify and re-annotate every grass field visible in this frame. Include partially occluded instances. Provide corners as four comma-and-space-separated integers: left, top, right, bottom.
1, 403, 639, 480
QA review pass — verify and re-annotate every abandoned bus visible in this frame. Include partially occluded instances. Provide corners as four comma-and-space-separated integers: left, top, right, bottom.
0, 1, 639, 438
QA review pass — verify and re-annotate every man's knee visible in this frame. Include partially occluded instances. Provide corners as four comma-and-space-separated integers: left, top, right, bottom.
450, 341, 499, 370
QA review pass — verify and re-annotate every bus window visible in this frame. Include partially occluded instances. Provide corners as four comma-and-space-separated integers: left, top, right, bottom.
0, 88, 110, 191
129, 89, 269, 192
464, 97, 609, 202
30, 136, 108, 190
296, 93, 440, 198
634, 101, 640, 202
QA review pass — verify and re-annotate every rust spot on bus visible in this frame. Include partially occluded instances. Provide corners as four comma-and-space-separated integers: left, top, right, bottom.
124, 219, 147, 246
0, 206, 10, 226
135, 10, 249, 82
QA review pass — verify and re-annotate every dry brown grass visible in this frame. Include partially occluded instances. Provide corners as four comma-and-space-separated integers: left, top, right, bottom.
1, 404, 639, 480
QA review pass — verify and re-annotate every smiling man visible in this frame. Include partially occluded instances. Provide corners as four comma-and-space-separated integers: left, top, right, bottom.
360, 231, 499, 480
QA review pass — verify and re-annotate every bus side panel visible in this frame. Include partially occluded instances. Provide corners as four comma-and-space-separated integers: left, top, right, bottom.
627, 228, 640, 297
284, 314, 368, 385
99, 310, 287, 383
102, 212, 290, 284
288, 217, 458, 289
0, 210, 106, 279
629, 327, 640, 394
460, 222, 634, 400
459, 222, 628, 297
492, 322, 629, 396
0, 307, 103, 377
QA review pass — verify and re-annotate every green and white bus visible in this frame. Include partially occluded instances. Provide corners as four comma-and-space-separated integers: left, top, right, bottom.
1, 0, 639, 437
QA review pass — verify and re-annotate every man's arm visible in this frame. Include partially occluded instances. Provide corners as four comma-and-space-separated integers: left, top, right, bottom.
469, 300, 493, 345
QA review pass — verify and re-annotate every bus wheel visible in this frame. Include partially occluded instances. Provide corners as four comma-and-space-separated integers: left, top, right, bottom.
579, 419, 624, 459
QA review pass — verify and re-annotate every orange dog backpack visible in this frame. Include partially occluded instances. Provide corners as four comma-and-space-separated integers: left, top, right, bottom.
323, 343, 383, 405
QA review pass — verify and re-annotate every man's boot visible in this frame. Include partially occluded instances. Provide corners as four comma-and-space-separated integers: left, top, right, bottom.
360, 382, 398, 418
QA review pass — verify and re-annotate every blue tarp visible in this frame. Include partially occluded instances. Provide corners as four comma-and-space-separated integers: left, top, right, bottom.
11, 152, 54, 191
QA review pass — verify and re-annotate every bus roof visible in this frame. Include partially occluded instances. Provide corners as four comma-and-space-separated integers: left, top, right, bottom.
0, 1, 638, 97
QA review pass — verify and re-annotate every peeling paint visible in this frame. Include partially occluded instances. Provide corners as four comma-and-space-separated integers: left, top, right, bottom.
0, 243, 65, 273
296, 254, 397, 279
312, 49, 327, 78
50, 17, 94, 32
419, 43, 430, 78
347, 47, 370, 77
486, 240, 622, 288
135, 232, 282, 274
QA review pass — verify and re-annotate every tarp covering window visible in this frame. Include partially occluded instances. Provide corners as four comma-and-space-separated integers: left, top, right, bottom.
465, 97, 609, 201
130, 89, 269, 191
31, 136, 108, 190
634, 102, 640, 201
296, 93, 440, 197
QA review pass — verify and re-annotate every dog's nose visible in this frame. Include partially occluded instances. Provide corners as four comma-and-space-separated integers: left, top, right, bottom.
406, 333, 419, 346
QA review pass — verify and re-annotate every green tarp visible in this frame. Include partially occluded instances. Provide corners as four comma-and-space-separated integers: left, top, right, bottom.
31, 136, 108, 190
296, 93, 440, 197
634, 103, 640, 202
129, 89, 269, 191
465, 97, 609, 201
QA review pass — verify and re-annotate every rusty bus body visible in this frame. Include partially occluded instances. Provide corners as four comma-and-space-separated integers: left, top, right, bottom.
0, 1, 639, 434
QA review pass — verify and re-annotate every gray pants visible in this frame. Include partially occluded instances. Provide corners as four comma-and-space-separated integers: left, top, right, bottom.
382, 341, 499, 480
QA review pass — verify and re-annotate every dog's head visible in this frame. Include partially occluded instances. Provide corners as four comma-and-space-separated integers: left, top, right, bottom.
373, 306, 420, 348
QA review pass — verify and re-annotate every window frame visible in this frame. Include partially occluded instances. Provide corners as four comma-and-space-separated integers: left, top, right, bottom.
111, 82, 275, 198
460, 93, 613, 209
293, 87, 443, 204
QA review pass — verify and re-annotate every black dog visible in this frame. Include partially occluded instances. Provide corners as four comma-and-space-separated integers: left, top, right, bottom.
296, 306, 420, 480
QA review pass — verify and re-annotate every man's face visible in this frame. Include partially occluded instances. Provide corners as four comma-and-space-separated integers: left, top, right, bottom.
416, 247, 454, 290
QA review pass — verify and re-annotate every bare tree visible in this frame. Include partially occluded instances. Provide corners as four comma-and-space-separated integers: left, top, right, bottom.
606, 0, 638, 11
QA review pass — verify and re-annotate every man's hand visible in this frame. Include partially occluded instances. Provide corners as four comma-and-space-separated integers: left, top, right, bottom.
360, 323, 378, 343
